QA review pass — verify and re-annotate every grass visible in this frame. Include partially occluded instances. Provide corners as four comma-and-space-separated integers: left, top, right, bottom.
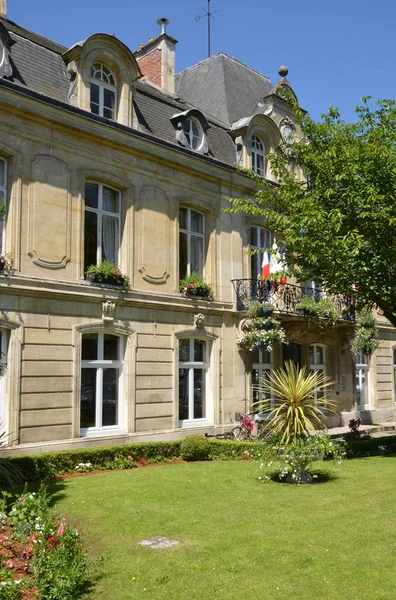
47, 457, 396, 600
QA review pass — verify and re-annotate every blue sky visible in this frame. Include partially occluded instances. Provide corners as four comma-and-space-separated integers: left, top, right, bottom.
8, 0, 394, 121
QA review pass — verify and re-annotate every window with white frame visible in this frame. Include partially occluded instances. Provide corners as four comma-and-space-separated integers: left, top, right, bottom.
251, 135, 265, 177
250, 225, 272, 279
183, 117, 204, 152
309, 344, 326, 404
356, 352, 370, 408
393, 348, 396, 405
84, 182, 120, 272
178, 338, 209, 423
179, 207, 205, 278
252, 348, 273, 412
0, 158, 6, 252
80, 333, 123, 434
0, 331, 7, 423
90, 63, 116, 119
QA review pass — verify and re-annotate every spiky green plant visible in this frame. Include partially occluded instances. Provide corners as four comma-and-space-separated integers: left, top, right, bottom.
254, 360, 337, 444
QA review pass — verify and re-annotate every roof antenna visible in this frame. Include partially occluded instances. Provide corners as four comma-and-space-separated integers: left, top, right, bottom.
195, 0, 219, 58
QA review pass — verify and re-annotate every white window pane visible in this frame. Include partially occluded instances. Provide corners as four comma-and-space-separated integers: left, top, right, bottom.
178, 368, 189, 420
190, 236, 203, 275
250, 227, 258, 247
194, 340, 205, 362
179, 339, 189, 362
316, 346, 324, 364
85, 183, 99, 209
194, 369, 205, 419
103, 187, 119, 213
190, 210, 204, 234
179, 207, 187, 230
81, 368, 96, 428
102, 215, 119, 264
102, 368, 118, 426
0, 161, 4, 187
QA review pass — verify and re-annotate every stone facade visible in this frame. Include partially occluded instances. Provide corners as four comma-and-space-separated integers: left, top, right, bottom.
0, 13, 395, 454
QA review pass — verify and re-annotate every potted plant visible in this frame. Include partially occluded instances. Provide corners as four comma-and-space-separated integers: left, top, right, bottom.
295, 296, 320, 317
86, 261, 129, 289
0, 252, 12, 273
317, 298, 340, 322
254, 317, 277, 331
351, 328, 379, 357
180, 272, 214, 300
358, 310, 376, 329
247, 301, 274, 318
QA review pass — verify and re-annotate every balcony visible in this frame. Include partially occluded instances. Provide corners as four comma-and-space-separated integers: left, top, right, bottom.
232, 279, 355, 322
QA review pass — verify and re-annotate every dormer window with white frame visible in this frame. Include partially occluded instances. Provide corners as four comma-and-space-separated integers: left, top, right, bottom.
183, 117, 204, 152
251, 134, 265, 177
90, 63, 116, 119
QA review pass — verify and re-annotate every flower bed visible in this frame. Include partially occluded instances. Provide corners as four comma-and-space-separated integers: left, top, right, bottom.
0, 487, 91, 599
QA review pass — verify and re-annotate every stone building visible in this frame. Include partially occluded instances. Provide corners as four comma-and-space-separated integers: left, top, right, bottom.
0, 5, 395, 453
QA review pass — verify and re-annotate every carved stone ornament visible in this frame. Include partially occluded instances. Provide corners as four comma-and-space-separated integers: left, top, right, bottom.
102, 300, 116, 324
194, 313, 205, 328
175, 122, 188, 147
0, 25, 15, 79
279, 116, 295, 129
67, 61, 78, 106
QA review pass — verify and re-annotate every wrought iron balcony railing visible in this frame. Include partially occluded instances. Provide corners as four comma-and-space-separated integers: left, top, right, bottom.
232, 279, 355, 322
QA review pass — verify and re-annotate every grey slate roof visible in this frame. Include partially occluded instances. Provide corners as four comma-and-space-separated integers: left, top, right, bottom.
0, 17, 247, 167
175, 53, 274, 127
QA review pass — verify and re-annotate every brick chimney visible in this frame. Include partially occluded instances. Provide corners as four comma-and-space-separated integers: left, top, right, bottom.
0, 0, 6, 18
134, 18, 177, 95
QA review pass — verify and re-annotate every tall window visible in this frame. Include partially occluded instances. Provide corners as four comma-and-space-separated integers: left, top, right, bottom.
0, 158, 6, 252
251, 135, 265, 177
356, 352, 369, 408
80, 333, 123, 433
179, 338, 209, 423
309, 344, 326, 404
0, 331, 7, 424
250, 226, 272, 279
84, 183, 120, 271
90, 63, 116, 119
393, 349, 396, 405
252, 349, 273, 412
179, 207, 204, 278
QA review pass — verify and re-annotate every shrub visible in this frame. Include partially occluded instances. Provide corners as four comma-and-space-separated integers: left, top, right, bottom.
179, 272, 214, 299
255, 360, 337, 443
180, 434, 211, 461
85, 261, 129, 289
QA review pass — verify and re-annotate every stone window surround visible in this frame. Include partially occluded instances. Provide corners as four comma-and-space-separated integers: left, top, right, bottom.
175, 197, 216, 295
63, 34, 142, 128
80, 332, 124, 436
173, 329, 219, 431
72, 323, 136, 439
84, 180, 121, 270
78, 169, 134, 283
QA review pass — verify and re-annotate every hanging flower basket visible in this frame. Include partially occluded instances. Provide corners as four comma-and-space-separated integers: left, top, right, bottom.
86, 261, 129, 290
0, 252, 12, 272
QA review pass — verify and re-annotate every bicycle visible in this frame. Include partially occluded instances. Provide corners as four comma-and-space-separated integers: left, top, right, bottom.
204, 431, 233, 441
230, 412, 271, 441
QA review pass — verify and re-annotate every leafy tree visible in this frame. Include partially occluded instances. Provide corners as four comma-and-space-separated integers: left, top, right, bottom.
228, 96, 396, 327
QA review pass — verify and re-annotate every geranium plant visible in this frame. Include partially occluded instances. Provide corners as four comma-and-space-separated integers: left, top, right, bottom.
179, 272, 214, 300
85, 261, 129, 290
0, 252, 12, 273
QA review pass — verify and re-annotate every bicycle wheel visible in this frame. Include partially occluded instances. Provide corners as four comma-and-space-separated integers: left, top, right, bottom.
230, 426, 243, 441
221, 431, 233, 440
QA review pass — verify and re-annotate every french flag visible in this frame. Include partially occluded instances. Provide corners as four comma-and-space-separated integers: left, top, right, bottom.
261, 251, 270, 279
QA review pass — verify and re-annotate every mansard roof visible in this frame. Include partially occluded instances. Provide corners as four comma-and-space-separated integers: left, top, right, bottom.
175, 52, 275, 127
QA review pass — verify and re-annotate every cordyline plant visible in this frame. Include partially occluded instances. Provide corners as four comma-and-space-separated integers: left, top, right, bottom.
254, 360, 337, 444
227, 94, 396, 327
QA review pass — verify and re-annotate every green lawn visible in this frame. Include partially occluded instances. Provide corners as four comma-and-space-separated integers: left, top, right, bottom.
50, 457, 396, 600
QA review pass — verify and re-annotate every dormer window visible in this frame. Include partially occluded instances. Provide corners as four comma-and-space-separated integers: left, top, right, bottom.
171, 109, 209, 154
183, 117, 204, 152
90, 63, 116, 119
251, 135, 265, 177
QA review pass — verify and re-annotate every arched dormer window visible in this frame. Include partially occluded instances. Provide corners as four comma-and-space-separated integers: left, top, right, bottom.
251, 135, 265, 177
183, 117, 204, 152
90, 63, 116, 119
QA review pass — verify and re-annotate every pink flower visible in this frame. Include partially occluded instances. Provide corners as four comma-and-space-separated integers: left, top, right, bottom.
6, 559, 13, 568
57, 527, 64, 536
18, 496, 25, 503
